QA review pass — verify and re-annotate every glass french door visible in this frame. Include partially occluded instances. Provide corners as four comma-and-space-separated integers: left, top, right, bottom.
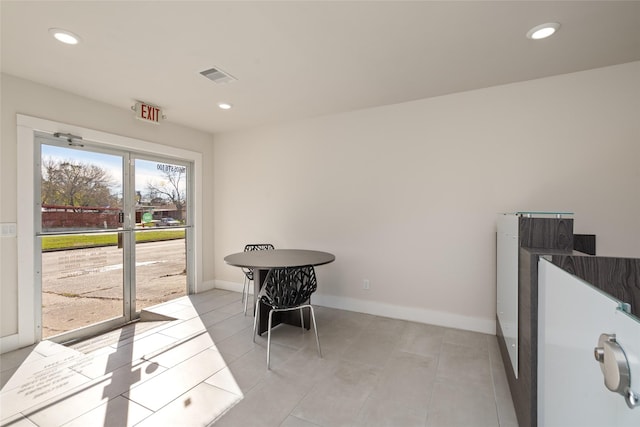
132, 158, 188, 313
36, 132, 190, 343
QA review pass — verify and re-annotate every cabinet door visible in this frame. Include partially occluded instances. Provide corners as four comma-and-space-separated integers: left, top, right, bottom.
538, 259, 640, 426
497, 214, 519, 377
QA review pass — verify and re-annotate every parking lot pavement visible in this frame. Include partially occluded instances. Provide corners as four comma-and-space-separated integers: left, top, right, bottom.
41, 239, 187, 338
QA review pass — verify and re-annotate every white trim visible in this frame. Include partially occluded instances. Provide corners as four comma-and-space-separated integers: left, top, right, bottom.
17, 124, 36, 348
199, 279, 217, 293
311, 294, 496, 335
0, 334, 20, 354
212, 279, 496, 335
213, 279, 248, 294
14, 114, 204, 352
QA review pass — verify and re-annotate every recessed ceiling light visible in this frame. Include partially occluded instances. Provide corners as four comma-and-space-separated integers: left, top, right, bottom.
526, 23, 560, 40
49, 28, 81, 45
218, 103, 232, 110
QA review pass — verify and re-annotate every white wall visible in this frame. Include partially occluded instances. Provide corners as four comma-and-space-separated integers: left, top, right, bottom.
3, 62, 638, 343
0, 74, 215, 341
213, 62, 640, 334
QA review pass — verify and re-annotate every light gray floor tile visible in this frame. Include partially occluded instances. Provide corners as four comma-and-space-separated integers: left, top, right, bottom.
145, 331, 217, 368
325, 309, 375, 332
369, 350, 437, 408
1, 289, 516, 427
216, 299, 248, 315
2, 342, 85, 392
69, 346, 124, 373
198, 307, 239, 326
0, 345, 41, 373
25, 359, 165, 426
255, 337, 312, 371
156, 317, 208, 339
436, 341, 492, 387
313, 314, 361, 357
206, 342, 299, 395
0, 414, 38, 426
273, 346, 336, 381
124, 348, 226, 411
106, 330, 180, 357
280, 415, 323, 427
213, 371, 311, 427
309, 305, 344, 324
426, 380, 499, 427
214, 326, 257, 361
340, 330, 400, 367
206, 313, 255, 342
68, 322, 174, 355
0, 366, 19, 390
397, 321, 446, 357
355, 394, 428, 427
443, 328, 491, 351
31, 340, 77, 358
188, 291, 242, 314
253, 347, 338, 400
61, 396, 152, 427
364, 315, 408, 336
0, 350, 92, 419
203, 366, 244, 397
135, 383, 241, 427
291, 360, 382, 427
259, 322, 320, 352
159, 305, 201, 320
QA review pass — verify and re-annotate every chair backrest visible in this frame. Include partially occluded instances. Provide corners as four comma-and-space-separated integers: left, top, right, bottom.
259, 265, 317, 309
244, 244, 275, 252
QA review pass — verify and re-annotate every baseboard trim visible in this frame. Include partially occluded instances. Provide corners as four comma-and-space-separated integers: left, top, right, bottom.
214, 279, 251, 294
212, 280, 495, 335
197, 279, 217, 294
0, 333, 20, 354
311, 294, 496, 335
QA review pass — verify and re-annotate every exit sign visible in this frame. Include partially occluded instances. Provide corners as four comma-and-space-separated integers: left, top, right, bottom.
134, 101, 163, 124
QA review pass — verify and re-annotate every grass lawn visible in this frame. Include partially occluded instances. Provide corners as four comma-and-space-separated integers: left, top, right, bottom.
42, 229, 186, 251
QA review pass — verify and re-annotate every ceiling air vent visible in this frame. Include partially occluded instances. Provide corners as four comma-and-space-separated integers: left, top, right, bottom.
199, 67, 237, 84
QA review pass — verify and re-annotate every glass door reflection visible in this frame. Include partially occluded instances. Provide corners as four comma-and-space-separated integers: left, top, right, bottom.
133, 158, 188, 313
39, 136, 127, 340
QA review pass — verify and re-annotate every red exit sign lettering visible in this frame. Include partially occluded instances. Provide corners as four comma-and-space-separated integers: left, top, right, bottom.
134, 102, 163, 124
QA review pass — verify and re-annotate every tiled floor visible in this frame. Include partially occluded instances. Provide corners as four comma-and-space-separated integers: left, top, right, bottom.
1, 289, 518, 426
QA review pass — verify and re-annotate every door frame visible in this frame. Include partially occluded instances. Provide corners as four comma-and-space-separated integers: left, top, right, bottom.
16, 114, 203, 347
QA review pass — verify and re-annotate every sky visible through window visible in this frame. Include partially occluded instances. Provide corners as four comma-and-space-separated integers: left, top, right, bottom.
41, 144, 186, 203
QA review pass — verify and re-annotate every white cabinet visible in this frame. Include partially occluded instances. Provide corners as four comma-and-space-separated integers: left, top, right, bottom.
538, 258, 640, 426
497, 214, 519, 377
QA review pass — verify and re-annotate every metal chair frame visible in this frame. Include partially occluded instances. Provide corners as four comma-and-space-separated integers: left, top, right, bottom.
251, 265, 322, 369
241, 243, 274, 314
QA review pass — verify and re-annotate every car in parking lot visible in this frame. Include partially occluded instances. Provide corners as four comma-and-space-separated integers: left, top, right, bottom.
160, 217, 181, 226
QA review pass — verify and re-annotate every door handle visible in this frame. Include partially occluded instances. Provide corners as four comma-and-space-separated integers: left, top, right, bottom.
594, 333, 640, 409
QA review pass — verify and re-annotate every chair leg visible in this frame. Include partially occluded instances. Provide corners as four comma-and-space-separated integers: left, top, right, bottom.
242, 276, 246, 302
309, 306, 322, 358
300, 308, 305, 332
267, 309, 274, 369
252, 300, 260, 343
243, 279, 251, 315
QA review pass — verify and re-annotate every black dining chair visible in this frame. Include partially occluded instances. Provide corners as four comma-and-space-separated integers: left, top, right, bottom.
252, 265, 322, 369
241, 244, 275, 314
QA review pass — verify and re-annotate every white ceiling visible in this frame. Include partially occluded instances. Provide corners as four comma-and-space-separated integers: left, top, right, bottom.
2, 1, 639, 134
